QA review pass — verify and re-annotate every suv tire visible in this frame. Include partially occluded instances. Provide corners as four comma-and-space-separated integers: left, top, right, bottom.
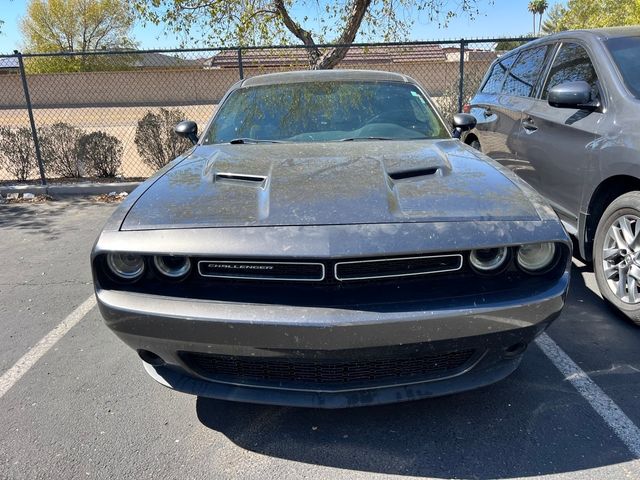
593, 191, 640, 325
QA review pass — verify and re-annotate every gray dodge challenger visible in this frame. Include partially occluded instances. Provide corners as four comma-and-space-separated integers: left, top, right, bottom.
91, 70, 571, 408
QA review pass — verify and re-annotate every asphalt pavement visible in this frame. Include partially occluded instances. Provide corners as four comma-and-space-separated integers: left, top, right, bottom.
1, 199, 639, 480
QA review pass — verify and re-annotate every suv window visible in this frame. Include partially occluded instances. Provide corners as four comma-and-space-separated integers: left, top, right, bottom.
502, 45, 550, 97
606, 36, 640, 99
542, 43, 599, 100
481, 55, 517, 94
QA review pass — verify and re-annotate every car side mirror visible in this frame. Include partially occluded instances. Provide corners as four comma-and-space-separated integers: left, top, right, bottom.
452, 113, 477, 139
175, 120, 199, 145
548, 81, 599, 111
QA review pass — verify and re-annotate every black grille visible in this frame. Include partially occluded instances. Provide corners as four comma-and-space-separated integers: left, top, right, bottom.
198, 260, 324, 281
335, 254, 463, 281
181, 349, 476, 388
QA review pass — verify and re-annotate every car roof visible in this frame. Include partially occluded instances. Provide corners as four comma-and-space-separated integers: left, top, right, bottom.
501, 26, 640, 58
239, 69, 414, 88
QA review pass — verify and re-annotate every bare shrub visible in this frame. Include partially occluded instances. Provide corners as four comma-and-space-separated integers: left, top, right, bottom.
0, 127, 36, 182
40, 122, 85, 178
79, 131, 123, 178
134, 108, 192, 170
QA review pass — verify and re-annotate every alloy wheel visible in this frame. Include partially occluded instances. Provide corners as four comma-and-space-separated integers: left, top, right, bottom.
602, 214, 640, 304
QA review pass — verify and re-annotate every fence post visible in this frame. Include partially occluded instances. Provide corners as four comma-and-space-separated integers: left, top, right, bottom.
458, 40, 466, 114
237, 48, 244, 80
14, 50, 46, 186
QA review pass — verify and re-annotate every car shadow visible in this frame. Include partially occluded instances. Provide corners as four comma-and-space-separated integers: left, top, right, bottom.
195, 263, 638, 478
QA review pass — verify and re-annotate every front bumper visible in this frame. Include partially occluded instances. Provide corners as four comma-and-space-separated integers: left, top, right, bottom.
97, 271, 568, 408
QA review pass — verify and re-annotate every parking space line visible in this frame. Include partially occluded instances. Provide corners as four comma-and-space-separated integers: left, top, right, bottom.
0, 295, 96, 399
536, 332, 640, 458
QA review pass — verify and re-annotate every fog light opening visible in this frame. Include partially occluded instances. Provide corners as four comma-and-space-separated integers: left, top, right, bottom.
504, 342, 527, 357
138, 350, 165, 366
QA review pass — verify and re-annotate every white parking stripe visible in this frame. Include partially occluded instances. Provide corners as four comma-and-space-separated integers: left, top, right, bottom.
0, 295, 96, 399
536, 332, 640, 458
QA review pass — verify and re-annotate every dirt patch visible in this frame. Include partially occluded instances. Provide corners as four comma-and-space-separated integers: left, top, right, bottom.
93, 191, 129, 203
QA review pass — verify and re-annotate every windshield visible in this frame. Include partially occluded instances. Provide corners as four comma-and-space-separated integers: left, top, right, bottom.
606, 36, 640, 99
202, 80, 449, 144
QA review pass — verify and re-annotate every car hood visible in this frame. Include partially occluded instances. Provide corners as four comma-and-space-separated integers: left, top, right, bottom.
121, 139, 541, 231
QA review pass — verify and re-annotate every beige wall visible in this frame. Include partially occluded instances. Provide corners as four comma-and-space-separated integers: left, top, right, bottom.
0, 60, 491, 110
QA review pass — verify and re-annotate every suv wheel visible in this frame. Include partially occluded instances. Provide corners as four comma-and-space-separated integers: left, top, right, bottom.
469, 139, 481, 151
594, 192, 640, 325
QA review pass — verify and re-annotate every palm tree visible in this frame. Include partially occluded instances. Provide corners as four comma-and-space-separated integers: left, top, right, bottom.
528, 0, 549, 35
535, 0, 549, 34
541, 3, 567, 34
528, 1, 537, 34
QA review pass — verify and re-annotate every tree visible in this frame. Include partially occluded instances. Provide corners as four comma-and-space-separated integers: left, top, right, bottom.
528, 1, 536, 34
541, 3, 566, 34
559, 0, 640, 29
528, 0, 548, 35
21, 0, 136, 72
535, 0, 548, 34
494, 37, 533, 51
132, 0, 486, 69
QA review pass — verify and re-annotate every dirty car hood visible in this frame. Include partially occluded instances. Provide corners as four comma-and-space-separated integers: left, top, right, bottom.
121, 140, 540, 231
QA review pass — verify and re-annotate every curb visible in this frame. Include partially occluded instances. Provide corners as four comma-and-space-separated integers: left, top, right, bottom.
0, 182, 141, 197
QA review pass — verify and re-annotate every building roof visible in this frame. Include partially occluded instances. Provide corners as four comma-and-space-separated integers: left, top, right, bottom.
0, 57, 19, 69
129, 52, 201, 69
206, 44, 448, 68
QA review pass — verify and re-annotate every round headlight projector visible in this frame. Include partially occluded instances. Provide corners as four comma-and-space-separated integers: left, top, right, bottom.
469, 247, 509, 272
153, 255, 191, 278
517, 242, 556, 273
107, 252, 145, 280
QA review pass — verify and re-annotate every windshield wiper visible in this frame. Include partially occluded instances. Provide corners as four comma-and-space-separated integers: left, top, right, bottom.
337, 136, 395, 142
228, 138, 284, 144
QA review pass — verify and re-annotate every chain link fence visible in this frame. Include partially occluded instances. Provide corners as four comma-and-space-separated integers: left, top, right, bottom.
0, 38, 534, 185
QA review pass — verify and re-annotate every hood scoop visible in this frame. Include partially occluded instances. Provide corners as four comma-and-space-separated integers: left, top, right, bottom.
387, 167, 439, 181
214, 172, 268, 187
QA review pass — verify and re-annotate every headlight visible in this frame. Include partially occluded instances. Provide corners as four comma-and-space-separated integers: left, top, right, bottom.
153, 255, 191, 278
517, 243, 557, 273
106, 252, 145, 280
469, 247, 509, 272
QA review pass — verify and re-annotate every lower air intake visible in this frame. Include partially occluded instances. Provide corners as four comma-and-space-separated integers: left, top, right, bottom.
181, 349, 476, 389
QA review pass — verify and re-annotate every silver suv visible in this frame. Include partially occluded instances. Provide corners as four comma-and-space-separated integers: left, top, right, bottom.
467, 27, 640, 324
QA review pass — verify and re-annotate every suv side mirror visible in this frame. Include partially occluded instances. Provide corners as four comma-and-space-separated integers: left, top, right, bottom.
452, 113, 477, 139
175, 120, 199, 145
548, 81, 599, 111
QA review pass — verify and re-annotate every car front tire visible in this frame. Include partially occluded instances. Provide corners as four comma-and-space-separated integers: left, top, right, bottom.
593, 191, 640, 326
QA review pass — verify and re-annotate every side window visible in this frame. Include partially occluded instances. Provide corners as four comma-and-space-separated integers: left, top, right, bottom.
502, 45, 550, 97
481, 55, 517, 94
542, 43, 599, 100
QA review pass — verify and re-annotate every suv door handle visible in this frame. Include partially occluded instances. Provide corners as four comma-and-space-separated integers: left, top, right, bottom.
484, 108, 492, 117
522, 117, 538, 132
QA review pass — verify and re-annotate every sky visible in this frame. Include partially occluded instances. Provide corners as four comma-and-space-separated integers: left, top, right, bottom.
0, 0, 559, 54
